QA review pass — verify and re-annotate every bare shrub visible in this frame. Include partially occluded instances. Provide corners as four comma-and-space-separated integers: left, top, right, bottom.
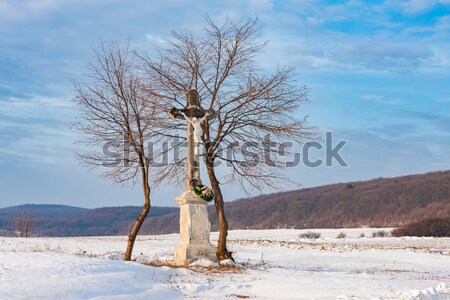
12, 212, 35, 237
392, 218, 450, 237
345, 184, 354, 190
299, 231, 321, 239
372, 230, 390, 238
336, 232, 346, 239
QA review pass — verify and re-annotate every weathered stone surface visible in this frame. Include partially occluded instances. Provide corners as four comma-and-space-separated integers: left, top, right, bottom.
174, 191, 205, 206
174, 243, 217, 266
173, 191, 216, 266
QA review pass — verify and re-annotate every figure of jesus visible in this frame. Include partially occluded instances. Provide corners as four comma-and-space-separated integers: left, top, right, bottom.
167, 89, 215, 189
181, 113, 209, 186
181, 113, 209, 158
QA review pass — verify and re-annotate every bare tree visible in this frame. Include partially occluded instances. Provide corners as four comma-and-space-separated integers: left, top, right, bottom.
12, 212, 35, 237
140, 16, 315, 260
74, 41, 173, 261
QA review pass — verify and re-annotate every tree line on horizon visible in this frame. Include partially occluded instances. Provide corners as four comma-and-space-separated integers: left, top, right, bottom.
1, 170, 448, 238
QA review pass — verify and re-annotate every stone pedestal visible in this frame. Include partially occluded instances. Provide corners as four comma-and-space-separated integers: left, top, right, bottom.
173, 191, 216, 266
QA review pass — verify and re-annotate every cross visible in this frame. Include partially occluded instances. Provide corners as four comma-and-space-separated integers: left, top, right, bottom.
167, 89, 215, 190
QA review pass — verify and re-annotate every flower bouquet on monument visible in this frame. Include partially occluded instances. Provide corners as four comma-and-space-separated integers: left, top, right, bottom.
193, 184, 214, 202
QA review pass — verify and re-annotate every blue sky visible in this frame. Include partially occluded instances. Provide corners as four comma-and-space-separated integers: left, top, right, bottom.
1, 0, 449, 208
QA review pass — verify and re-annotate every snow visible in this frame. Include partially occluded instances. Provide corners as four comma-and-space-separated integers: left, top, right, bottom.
0, 252, 182, 300
1, 228, 449, 299
188, 258, 218, 267
390, 283, 448, 300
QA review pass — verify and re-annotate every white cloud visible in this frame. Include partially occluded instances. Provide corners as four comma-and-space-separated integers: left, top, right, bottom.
248, 0, 273, 10
401, 0, 437, 15
0, 0, 59, 22
0, 96, 73, 118
145, 34, 167, 45
256, 0, 450, 74
426, 47, 450, 70
436, 15, 450, 29
362, 95, 406, 105
268, 33, 436, 73
0, 95, 75, 164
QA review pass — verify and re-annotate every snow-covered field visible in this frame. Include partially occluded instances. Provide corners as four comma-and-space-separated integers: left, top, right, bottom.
1, 228, 449, 299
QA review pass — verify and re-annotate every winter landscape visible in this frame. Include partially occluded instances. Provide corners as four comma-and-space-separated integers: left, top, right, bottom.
2, 1, 450, 300
1, 228, 449, 300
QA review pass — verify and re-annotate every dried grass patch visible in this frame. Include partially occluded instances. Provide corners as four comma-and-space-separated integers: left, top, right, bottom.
144, 260, 246, 273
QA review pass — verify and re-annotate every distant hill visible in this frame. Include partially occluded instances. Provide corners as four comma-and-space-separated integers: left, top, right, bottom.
1, 170, 449, 236
0, 205, 179, 236
209, 170, 450, 230
0, 204, 89, 219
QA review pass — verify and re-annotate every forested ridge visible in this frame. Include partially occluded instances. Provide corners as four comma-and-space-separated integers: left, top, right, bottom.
1, 170, 448, 236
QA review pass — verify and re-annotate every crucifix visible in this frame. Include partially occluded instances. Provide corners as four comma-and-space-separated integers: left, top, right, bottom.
167, 89, 217, 266
167, 89, 215, 189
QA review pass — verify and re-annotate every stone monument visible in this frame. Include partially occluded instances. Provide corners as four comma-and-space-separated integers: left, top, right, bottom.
167, 89, 217, 266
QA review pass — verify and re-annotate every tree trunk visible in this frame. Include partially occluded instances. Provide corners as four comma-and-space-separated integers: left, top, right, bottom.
124, 170, 151, 261
206, 156, 234, 261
